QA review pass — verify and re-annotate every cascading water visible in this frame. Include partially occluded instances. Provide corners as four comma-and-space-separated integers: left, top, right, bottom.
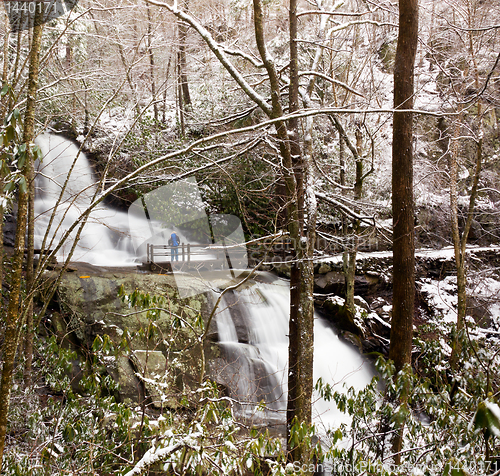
34, 134, 245, 273
211, 275, 373, 433
34, 133, 139, 265
35, 133, 373, 433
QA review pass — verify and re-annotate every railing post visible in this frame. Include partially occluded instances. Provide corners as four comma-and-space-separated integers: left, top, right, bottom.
182, 243, 185, 261
187, 243, 191, 263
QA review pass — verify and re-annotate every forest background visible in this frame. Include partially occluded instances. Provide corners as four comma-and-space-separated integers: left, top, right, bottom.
1, 0, 500, 474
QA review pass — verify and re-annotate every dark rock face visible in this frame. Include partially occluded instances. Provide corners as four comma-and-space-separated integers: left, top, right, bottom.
314, 271, 345, 295
312, 247, 500, 356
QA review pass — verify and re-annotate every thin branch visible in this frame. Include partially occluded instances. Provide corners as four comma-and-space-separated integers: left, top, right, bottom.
297, 9, 374, 17
315, 192, 375, 226
222, 47, 264, 68
299, 70, 365, 97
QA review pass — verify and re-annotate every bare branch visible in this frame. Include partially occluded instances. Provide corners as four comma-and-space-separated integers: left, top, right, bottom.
315, 192, 375, 226
222, 47, 264, 69
299, 71, 365, 97
297, 9, 374, 18
144, 0, 273, 116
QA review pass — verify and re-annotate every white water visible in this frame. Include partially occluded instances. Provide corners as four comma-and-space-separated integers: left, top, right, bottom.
34, 134, 245, 272
213, 277, 373, 432
35, 133, 139, 265
35, 133, 373, 432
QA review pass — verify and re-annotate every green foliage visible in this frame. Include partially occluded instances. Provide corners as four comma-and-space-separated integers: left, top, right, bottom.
312, 324, 500, 476
5, 335, 135, 475
0, 105, 44, 205
473, 400, 500, 439
5, 288, 296, 475
196, 152, 279, 237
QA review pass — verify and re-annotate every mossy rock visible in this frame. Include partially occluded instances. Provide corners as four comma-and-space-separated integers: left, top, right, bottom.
45, 268, 218, 405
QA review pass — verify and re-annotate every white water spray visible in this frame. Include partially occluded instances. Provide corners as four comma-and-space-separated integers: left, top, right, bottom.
35, 133, 138, 265
213, 277, 373, 432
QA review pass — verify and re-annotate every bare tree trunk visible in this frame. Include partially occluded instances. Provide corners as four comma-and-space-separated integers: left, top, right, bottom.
0, 17, 9, 295
176, 57, 185, 138
146, 3, 158, 123
449, 20, 484, 369
23, 155, 35, 387
286, 0, 313, 466
390, 0, 418, 375
345, 124, 364, 314
177, 0, 191, 110
449, 111, 483, 368
448, 116, 465, 369
389, 0, 418, 464
0, 11, 43, 467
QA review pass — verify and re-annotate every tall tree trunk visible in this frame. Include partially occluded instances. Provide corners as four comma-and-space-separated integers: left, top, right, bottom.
390, 0, 418, 376
176, 58, 185, 138
345, 124, 364, 314
0, 17, 9, 296
449, 111, 483, 368
449, 21, 484, 369
177, 0, 191, 110
23, 155, 35, 387
0, 11, 43, 467
146, 3, 158, 123
389, 0, 418, 464
286, 0, 314, 466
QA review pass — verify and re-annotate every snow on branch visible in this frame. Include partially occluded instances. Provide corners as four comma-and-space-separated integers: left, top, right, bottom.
222, 47, 264, 69
298, 71, 365, 98
124, 441, 186, 476
144, 0, 273, 116
316, 191, 376, 226
297, 9, 374, 18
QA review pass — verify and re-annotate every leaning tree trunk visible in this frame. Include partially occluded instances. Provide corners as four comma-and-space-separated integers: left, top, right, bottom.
449, 24, 484, 369
389, 0, 418, 465
0, 12, 43, 468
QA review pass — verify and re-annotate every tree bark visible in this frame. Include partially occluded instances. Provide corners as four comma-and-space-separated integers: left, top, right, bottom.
389, 0, 418, 464
177, 0, 191, 110
389, 0, 418, 375
146, 3, 159, 122
0, 11, 43, 467
345, 123, 363, 314
0, 17, 8, 295
286, 0, 314, 466
449, 20, 484, 369
23, 147, 35, 387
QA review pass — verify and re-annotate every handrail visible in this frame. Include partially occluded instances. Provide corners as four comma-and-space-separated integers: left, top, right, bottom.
146, 243, 232, 264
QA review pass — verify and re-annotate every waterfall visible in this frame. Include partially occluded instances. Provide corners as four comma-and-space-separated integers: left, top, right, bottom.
35, 133, 138, 265
212, 275, 373, 433
35, 133, 373, 433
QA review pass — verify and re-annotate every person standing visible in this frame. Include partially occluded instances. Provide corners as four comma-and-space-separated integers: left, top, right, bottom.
169, 231, 180, 261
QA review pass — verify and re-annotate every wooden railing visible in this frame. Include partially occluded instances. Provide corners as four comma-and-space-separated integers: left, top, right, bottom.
145, 240, 298, 270
146, 243, 228, 264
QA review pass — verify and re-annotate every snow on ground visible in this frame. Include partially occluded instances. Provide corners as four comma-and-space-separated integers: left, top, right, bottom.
419, 276, 458, 323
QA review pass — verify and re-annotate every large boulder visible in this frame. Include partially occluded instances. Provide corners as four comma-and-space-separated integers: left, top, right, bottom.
46, 266, 219, 406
